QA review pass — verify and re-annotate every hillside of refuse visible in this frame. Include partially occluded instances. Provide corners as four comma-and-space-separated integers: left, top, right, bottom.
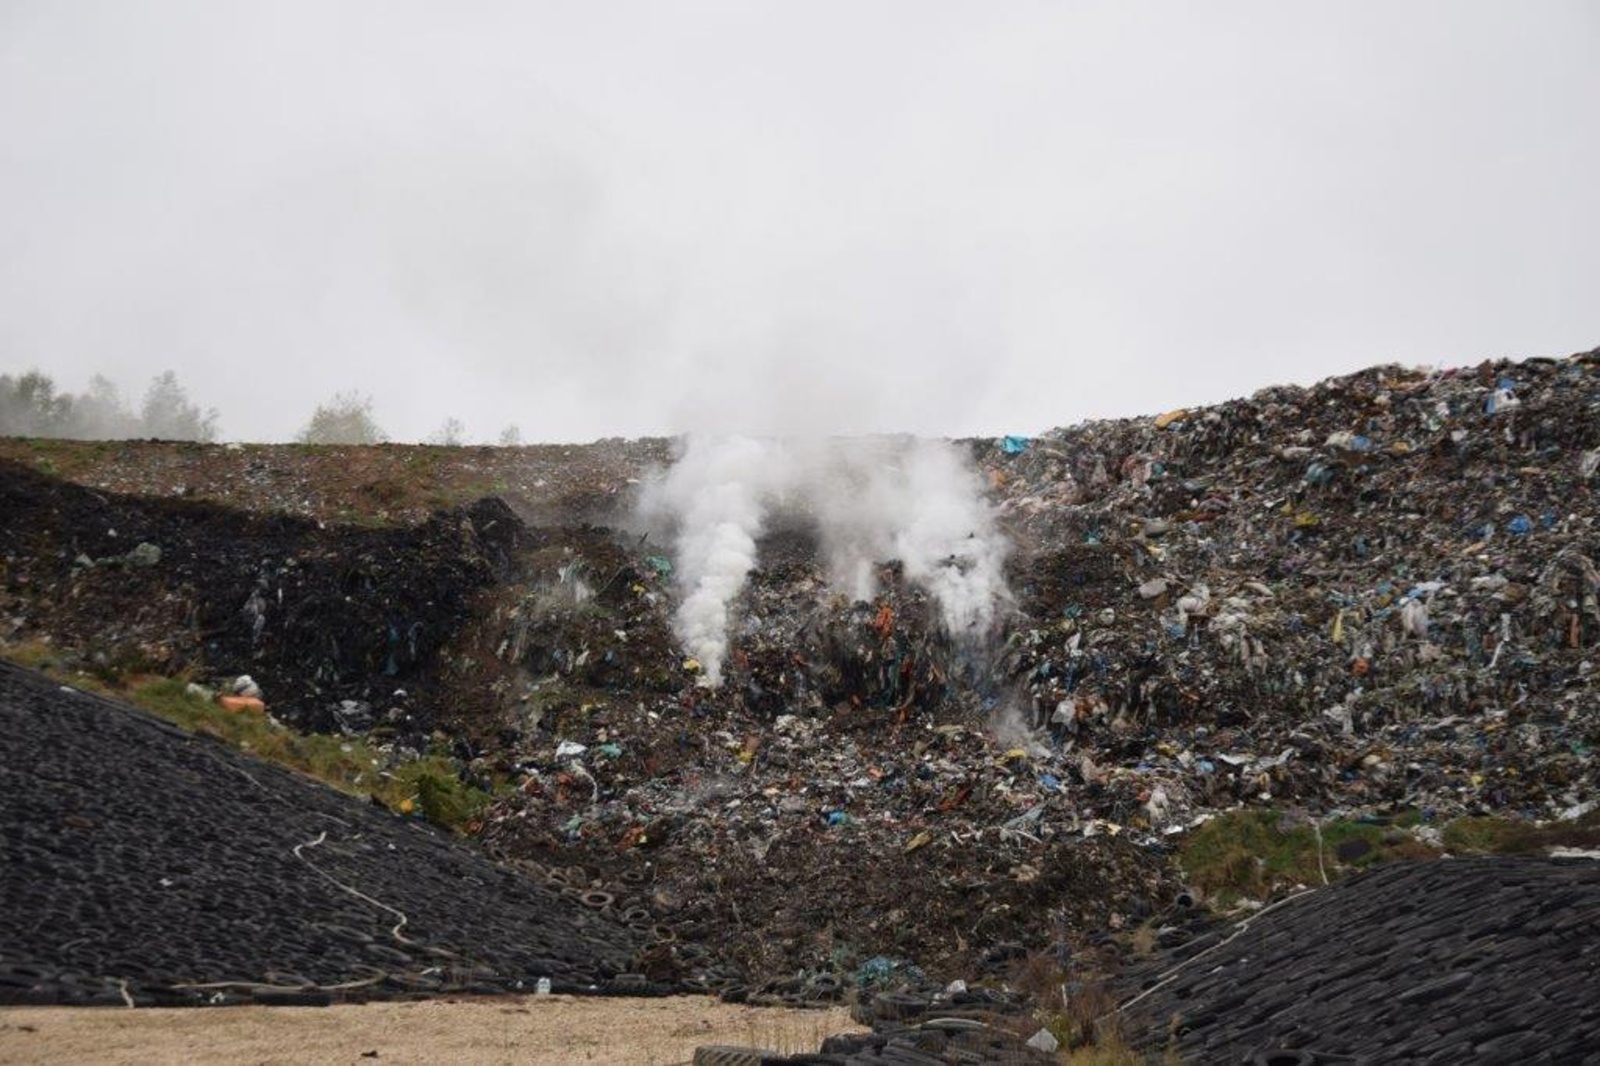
3, 346, 1598, 1002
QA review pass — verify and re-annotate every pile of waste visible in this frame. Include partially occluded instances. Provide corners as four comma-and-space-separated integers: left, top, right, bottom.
0, 459, 525, 738
979, 352, 1600, 838
473, 530, 1172, 986
3, 345, 1598, 1000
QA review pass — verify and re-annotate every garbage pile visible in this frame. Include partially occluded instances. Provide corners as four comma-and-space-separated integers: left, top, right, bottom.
0, 437, 672, 527
0, 459, 526, 737
426, 522, 688, 750
4, 347, 1598, 1003
478, 350, 1600, 991
979, 352, 1600, 834
472, 519, 1171, 989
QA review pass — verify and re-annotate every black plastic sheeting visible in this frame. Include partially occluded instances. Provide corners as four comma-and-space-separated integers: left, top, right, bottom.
0, 660, 651, 1007
1118, 856, 1600, 1063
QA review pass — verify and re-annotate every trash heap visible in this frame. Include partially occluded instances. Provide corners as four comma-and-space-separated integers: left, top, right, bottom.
0, 437, 672, 527
480, 350, 1600, 992
4, 346, 1598, 1002
975, 352, 1600, 839
0, 460, 526, 738
474, 521, 1171, 993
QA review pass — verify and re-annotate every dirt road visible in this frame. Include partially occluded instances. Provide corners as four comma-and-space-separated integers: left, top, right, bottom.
0, 996, 859, 1065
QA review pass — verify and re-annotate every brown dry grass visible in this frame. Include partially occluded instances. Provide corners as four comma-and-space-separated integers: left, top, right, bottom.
0, 995, 860, 1066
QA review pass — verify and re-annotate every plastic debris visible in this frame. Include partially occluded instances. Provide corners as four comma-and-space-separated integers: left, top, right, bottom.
1026, 1028, 1060, 1052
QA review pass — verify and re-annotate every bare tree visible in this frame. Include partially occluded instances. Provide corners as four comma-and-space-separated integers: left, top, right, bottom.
140, 370, 219, 441
68, 374, 140, 438
497, 423, 523, 447
298, 392, 387, 444
428, 416, 465, 446
0, 370, 71, 436
2, 369, 219, 440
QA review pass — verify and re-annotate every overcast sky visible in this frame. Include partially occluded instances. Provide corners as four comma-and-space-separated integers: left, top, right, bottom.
1, 2, 1596, 443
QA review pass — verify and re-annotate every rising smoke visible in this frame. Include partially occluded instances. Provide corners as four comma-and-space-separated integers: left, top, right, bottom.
638, 434, 1013, 687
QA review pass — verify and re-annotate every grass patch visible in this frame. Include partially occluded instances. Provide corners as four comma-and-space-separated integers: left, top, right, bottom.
1182, 807, 1600, 906
331, 505, 390, 528
1, 639, 59, 671
1, 644, 497, 833
1178, 810, 1425, 905
122, 676, 497, 832
1442, 816, 1532, 854
1441, 812, 1600, 855
424, 477, 511, 512
1060, 1036, 1159, 1065
7, 438, 108, 480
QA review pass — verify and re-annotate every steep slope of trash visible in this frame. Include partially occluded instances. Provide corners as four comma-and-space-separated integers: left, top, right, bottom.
472, 521, 1171, 989
0, 459, 525, 737
3, 346, 1598, 999
981, 353, 1600, 834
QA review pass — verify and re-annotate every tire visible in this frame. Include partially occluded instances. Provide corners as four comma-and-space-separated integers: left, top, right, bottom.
920, 1017, 993, 1033
692, 1046, 767, 1066
251, 988, 332, 1007
871, 991, 931, 1023
820, 1033, 881, 1055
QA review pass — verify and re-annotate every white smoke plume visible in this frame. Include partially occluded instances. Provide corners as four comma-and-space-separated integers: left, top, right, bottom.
639, 434, 1012, 687
636, 435, 777, 686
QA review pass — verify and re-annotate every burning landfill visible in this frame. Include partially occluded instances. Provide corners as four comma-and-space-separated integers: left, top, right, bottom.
3, 348, 1600, 1052
638, 434, 1014, 686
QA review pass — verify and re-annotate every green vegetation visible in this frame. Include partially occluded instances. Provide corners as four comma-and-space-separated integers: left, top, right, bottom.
1442, 815, 1530, 854
1, 642, 497, 833
1442, 812, 1600, 855
425, 475, 510, 512
1178, 809, 1429, 905
1180, 806, 1600, 907
2, 640, 59, 672
331, 505, 391, 528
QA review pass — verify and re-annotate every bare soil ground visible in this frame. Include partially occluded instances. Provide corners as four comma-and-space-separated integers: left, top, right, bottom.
0, 438, 669, 526
0, 996, 859, 1065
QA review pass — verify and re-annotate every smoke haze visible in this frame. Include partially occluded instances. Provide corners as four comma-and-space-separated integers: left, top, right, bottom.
3, 3, 1598, 443
639, 435, 1011, 686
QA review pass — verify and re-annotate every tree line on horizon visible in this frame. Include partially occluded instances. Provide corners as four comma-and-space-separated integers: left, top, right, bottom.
0, 370, 522, 447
